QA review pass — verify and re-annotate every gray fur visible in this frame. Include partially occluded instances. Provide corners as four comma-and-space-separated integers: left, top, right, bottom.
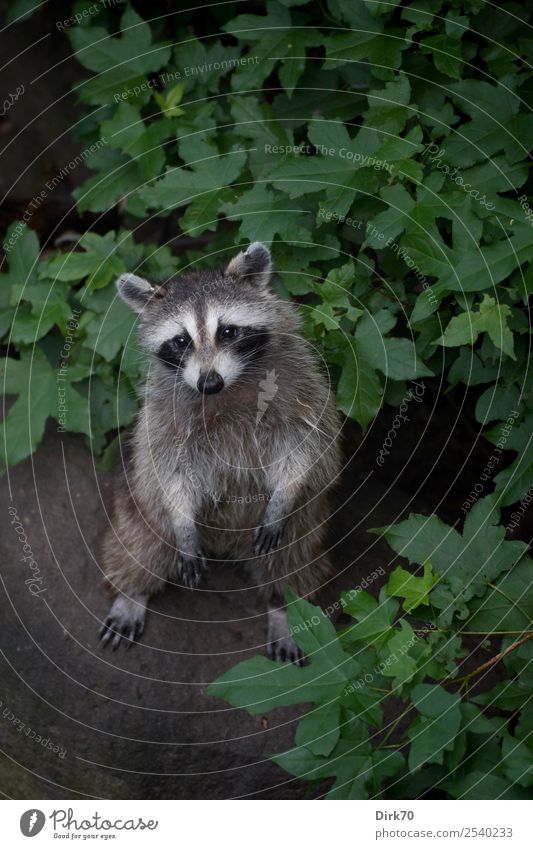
100, 243, 342, 661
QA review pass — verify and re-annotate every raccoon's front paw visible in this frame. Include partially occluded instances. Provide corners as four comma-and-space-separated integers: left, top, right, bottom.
100, 594, 147, 650
254, 520, 285, 556
177, 550, 206, 588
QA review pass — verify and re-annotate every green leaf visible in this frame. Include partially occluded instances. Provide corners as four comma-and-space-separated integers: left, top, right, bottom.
475, 383, 521, 425
341, 587, 398, 648
1, 348, 90, 473
220, 184, 312, 245
364, 184, 415, 249
207, 654, 346, 717
101, 104, 175, 182
1, 222, 42, 339
408, 684, 462, 772
295, 701, 341, 757
324, 31, 408, 80
337, 341, 382, 430
437, 294, 516, 359
466, 557, 533, 632
139, 148, 247, 215
373, 496, 528, 624
84, 298, 137, 362
473, 681, 533, 713
486, 412, 533, 506
421, 34, 464, 79
46, 232, 126, 290
500, 733, 533, 787
7, 0, 41, 23
443, 771, 528, 800
387, 561, 437, 613
208, 593, 358, 716
73, 148, 140, 214
85, 376, 138, 442
380, 620, 418, 689
232, 30, 321, 97
285, 591, 354, 669
270, 739, 369, 799
69, 7, 171, 105
364, 74, 413, 135
154, 82, 185, 118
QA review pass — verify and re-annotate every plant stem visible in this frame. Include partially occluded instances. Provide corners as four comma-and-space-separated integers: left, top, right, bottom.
377, 704, 412, 749
451, 632, 533, 685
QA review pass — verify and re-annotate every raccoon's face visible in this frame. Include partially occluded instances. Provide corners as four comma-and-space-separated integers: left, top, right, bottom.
116, 243, 278, 396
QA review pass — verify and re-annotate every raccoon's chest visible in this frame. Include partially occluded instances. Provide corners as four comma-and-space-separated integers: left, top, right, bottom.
198, 451, 268, 510
184, 413, 271, 500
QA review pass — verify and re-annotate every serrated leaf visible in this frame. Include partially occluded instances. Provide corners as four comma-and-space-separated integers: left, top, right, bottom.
408, 684, 461, 772
84, 298, 137, 362
466, 557, 533, 632
1, 348, 90, 473
220, 183, 312, 244
337, 341, 382, 430
46, 232, 126, 290
69, 7, 170, 105
373, 496, 528, 624
208, 593, 358, 716
387, 561, 437, 613
437, 294, 515, 359
341, 587, 398, 648
295, 701, 341, 756
139, 148, 247, 214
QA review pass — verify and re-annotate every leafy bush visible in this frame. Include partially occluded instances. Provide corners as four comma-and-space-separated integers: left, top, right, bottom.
1, 0, 532, 797
209, 495, 533, 798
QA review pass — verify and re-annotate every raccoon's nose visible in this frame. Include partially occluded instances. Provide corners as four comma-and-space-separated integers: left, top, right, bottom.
197, 372, 224, 395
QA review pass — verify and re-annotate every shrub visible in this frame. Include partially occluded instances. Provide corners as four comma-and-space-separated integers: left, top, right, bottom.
209, 497, 533, 798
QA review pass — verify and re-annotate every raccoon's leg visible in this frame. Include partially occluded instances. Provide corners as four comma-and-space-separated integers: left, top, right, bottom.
253, 443, 321, 555
262, 490, 335, 666
99, 474, 205, 648
253, 483, 296, 555
266, 545, 334, 666
171, 520, 207, 589
99, 499, 179, 648
267, 604, 304, 666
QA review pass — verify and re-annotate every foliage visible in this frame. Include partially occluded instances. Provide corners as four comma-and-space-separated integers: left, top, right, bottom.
1, 222, 179, 471
1, 0, 532, 798
2, 0, 531, 475
209, 497, 533, 799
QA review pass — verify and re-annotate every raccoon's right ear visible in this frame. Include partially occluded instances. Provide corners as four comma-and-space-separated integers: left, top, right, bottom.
116, 273, 155, 313
225, 242, 272, 289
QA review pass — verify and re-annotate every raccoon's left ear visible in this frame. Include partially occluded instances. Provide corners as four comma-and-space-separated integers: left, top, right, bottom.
116, 273, 155, 313
225, 242, 272, 289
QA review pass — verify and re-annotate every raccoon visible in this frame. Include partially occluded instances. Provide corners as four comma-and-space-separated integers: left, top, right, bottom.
99, 242, 341, 664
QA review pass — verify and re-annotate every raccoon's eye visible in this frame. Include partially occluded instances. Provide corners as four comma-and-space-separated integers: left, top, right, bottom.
219, 325, 239, 341
172, 332, 190, 348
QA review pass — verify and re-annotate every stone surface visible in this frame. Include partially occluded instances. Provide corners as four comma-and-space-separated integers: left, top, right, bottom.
0, 425, 422, 799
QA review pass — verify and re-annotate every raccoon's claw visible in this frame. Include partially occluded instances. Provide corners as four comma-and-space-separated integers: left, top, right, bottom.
254, 522, 284, 556
177, 551, 206, 588
99, 595, 146, 650
268, 638, 304, 666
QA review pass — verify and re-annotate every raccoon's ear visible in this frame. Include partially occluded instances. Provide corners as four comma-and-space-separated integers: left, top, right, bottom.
116, 273, 155, 313
225, 242, 272, 289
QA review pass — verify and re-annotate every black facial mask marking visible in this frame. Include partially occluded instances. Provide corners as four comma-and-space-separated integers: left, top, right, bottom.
217, 325, 270, 361
156, 332, 193, 370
